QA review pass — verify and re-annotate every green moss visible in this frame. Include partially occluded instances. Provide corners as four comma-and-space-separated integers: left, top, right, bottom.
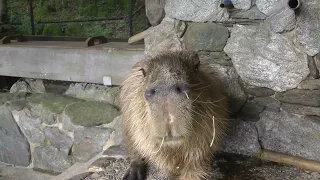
27, 93, 81, 114
42, 24, 64, 36
65, 23, 83, 37
65, 101, 120, 127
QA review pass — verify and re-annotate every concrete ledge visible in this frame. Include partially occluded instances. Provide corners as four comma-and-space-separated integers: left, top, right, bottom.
0, 42, 145, 85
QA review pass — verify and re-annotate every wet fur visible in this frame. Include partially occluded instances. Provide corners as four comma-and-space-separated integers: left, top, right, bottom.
120, 51, 229, 180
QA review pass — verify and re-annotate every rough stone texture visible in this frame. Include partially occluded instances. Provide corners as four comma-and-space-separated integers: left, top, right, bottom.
254, 97, 281, 112
239, 101, 266, 121
256, 110, 320, 161
43, 127, 73, 155
266, 8, 296, 33
183, 23, 229, 52
245, 85, 275, 97
315, 53, 320, 73
102, 145, 126, 158
5, 99, 28, 111
295, 0, 320, 56
224, 24, 309, 92
10, 79, 46, 94
275, 89, 320, 107
33, 146, 74, 174
12, 109, 45, 144
308, 55, 320, 79
281, 103, 320, 117
64, 101, 120, 127
0, 106, 31, 166
144, 17, 183, 58
73, 127, 112, 162
255, 0, 287, 16
174, 20, 187, 38
231, 0, 252, 10
27, 103, 58, 125
164, 0, 229, 22
198, 51, 232, 66
145, 0, 166, 26
230, 5, 267, 20
103, 116, 124, 147
298, 79, 320, 90
64, 83, 120, 107
204, 63, 247, 113
220, 119, 261, 156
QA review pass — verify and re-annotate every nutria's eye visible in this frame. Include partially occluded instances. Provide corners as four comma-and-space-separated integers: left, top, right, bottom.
140, 68, 146, 77
145, 88, 156, 99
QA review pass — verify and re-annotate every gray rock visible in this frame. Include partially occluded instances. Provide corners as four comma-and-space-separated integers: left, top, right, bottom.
204, 63, 247, 113
44, 127, 73, 155
146, 0, 166, 26
315, 53, 320, 72
10, 79, 46, 94
265, 7, 296, 33
245, 86, 275, 97
183, 23, 229, 52
12, 109, 45, 144
144, 17, 183, 58
255, 0, 287, 16
64, 101, 120, 127
103, 116, 124, 147
0, 106, 31, 166
28, 103, 58, 125
230, 5, 267, 20
295, 0, 320, 56
220, 119, 261, 156
0, 92, 27, 106
308, 56, 320, 79
67, 172, 93, 180
64, 83, 120, 106
164, 0, 229, 22
5, 99, 28, 111
103, 145, 126, 158
198, 51, 232, 66
73, 127, 112, 162
239, 101, 266, 121
281, 103, 320, 116
254, 97, 281, 112
275, 89, 320, 107
256, 110, 320, 161
33, 146, 74, 174
174, 20, 187, 38
231, 0, 252, 10
224, 24, 309, 92
298, 79, 320, 90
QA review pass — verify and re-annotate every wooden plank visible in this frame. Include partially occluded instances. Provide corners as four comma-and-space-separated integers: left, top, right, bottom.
0, 42, 144, 85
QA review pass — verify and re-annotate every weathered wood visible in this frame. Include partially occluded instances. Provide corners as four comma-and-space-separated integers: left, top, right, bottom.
259, 149, 320, 173
0, 42, 144, 85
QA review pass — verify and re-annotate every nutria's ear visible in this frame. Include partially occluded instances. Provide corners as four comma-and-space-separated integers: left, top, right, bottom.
133, 59, 149, 77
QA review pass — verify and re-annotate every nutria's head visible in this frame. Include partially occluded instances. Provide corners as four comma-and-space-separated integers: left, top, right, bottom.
120, 51, 228, 149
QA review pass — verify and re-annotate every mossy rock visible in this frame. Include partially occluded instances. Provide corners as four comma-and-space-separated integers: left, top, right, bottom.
0, 93, 27, 106
65, 101, 120, 127
27, 93, 81, 114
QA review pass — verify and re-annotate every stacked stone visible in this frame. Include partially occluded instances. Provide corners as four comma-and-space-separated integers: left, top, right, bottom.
144, 0, 320, 162
0, 80, 123, 175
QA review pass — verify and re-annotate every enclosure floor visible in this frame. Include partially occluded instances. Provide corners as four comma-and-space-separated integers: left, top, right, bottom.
83, 153, 320, 180
0, 162, 54, 180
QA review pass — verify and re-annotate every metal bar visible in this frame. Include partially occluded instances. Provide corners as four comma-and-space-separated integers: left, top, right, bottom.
129, 0, 134, 36
29, 0, 35, 35
37, 17, 124, 24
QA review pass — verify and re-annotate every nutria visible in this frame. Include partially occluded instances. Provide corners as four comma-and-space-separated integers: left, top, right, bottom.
119, 51, 229, 180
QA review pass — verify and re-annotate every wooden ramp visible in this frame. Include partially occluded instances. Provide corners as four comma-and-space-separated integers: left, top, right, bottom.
0, 35, 145, 86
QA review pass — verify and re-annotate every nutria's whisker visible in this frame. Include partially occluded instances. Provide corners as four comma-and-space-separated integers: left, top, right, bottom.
210, 116, 216, 147
153, 137, 165, 154
185, 92, 190, 99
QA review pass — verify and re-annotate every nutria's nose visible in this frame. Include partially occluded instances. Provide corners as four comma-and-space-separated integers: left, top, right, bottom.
145, 84, 190, 100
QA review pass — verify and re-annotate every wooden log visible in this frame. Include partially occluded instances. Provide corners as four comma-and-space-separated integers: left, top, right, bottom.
128, 30, 148, 44
259, 149, 320, 173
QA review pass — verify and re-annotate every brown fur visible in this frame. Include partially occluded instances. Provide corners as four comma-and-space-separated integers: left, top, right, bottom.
120, 51, 229, 180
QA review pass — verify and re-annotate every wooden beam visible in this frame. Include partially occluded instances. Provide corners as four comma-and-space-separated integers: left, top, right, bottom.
0, 42, 144, 85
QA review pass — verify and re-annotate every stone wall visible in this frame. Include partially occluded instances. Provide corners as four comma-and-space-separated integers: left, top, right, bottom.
145, 0, 320, 161
0, 81, 123, 175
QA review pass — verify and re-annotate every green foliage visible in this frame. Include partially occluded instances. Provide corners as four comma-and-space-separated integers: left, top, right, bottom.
6, 0, 148, 38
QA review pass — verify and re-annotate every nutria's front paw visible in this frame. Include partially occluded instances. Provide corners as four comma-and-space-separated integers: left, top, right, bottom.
122, 161, 148, 180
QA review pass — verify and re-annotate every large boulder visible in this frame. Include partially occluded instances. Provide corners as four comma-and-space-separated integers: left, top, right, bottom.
183, 23, 229, 52
145, 0, 166, 26
256, 110, 320, 161
10, 79, 46, 94
295, 0, 320, 56
0, 106, 30, 166
164, 0, 229, 22
224, 24, 309, 92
